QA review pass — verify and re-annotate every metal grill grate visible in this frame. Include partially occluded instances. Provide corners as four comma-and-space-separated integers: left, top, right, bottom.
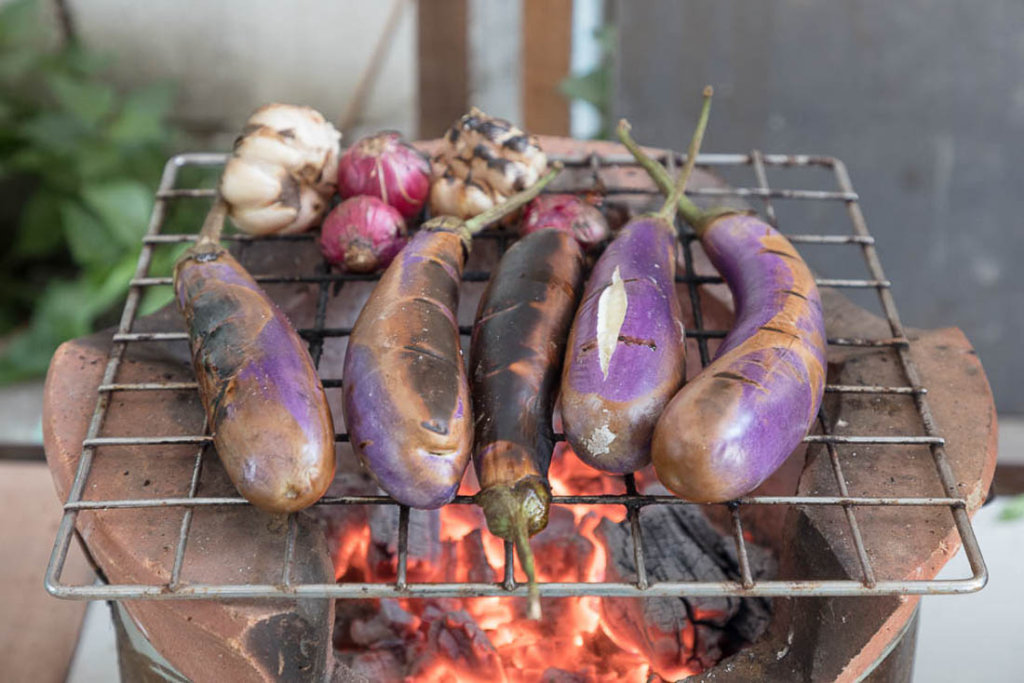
45, 148, 988, 601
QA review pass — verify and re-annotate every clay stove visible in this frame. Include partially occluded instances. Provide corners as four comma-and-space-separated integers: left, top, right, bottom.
43, 138, 996, 682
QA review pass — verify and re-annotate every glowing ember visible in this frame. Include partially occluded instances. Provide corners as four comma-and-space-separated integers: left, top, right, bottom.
330, 444, 748, 681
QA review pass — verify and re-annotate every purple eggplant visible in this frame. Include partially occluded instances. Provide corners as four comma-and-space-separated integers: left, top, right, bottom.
341, 228, 471, 509
559, 219, 686, 472
654, 215, 826, 501
343, 166, 562, 509
560, 89, 714, 473
471, 228, 585, 617
174, 202, 335, 513
619, 96, 827, 503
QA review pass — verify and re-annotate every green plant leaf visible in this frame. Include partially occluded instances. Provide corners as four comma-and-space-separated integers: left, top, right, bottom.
558, 23, 616, 139
0, 0, 43, 48
80, 180, 153, 246
59, 199, 122, 267
0, 47, 39, 83
139, 242, 186, 315
39, 279, 97, 337
1000, 494, 1024, 522
0, 327, 59, 383
69, 140, 125, 180
559, 70, 609, 109
86, 251, 140, 316
593, 25, 617, 53
0, 4, 184, 386
16, 110, 85, 159
108, 82, 175, 145
47, 72, 116, 128
0, 278, 97, 383
60, 42, 114, 77
15, 188, 65, 257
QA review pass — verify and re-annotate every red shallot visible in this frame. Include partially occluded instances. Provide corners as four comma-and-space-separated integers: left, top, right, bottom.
520, 194, 610, 249
319, 196, 408, 273
337, 132, 431, 219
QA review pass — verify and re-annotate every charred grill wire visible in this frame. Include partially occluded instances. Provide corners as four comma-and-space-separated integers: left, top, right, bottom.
44, 149, 987, 604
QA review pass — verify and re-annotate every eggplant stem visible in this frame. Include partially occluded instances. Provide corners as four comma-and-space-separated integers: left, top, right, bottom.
656, 85, 713, 219
511, 511, 542, 620
462, 163, 563, 235
476, 481, 549, 620
618, 86, 724, 234
618, 123, 701, 227
198, 197, 229, 245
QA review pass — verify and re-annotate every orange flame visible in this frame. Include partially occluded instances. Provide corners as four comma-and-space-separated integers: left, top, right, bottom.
336, 444, 711, 681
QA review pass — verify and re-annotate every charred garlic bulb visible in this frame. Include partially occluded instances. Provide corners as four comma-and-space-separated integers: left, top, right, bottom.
219, 104, 342, 235
429, 107, 548, 220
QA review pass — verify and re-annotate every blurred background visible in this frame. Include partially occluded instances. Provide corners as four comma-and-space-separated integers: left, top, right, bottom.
1, 0, 1021, 681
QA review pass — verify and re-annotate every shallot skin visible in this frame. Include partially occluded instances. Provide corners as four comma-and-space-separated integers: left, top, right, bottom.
174, 247, 336, 512
520, 194, 609, 249
652, 213, 827, 502
319, 196, 407, 273
560, 217, 686, 473
337, 132, 430, 219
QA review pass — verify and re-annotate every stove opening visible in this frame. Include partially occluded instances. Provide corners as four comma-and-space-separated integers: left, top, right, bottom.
317, 445, 775, 682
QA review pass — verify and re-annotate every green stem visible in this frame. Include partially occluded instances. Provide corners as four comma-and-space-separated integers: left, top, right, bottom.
656, 85, 713, 220
617, 86, 723, 234
462, 163, 563, 235
511, 512, 542, 620
198, 197, 228, 245
476, 482, 548, 620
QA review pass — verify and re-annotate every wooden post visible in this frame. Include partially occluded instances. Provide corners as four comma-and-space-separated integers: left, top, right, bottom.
522, 0, 573, 135
417, 0, 470, 138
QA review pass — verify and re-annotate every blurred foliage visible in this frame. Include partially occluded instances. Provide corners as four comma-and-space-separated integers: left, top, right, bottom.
559, 25, 615, 140
0, 0, 195, 383
999, 494, 1024, 522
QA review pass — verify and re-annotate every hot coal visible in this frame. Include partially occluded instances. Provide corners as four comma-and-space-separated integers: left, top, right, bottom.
458, 529, 496, 584
411, 606, 504, 678
368, 505, 442, 579
539, 668, 590, 682
597, 503, 775, 671
326, 461, 776, 679
531, 506, 596, 583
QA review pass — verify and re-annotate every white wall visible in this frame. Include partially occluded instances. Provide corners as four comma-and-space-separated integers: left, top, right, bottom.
49, 1, 594, 144
69, 0, 417, 141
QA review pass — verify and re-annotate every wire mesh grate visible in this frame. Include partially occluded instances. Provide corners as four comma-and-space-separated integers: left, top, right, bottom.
44, 148, 988, 602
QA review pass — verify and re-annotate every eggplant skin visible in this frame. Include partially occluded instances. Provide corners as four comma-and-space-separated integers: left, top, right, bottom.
342, 229, 472, 509
560, 217, 686, 473
174, 246, 336, 513
652, 213, 827, 502
470, 229, 585, 532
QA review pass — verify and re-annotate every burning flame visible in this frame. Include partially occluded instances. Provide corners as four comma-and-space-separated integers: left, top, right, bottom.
333, 444, 711, 681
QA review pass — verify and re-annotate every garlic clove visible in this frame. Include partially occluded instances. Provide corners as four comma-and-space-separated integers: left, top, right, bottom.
434, 153, 473, 182
318, 144, 340, 193
232, 127, 308, 172
430, 107, 548, 219
220, 103, 341, 236
235, 124, 335, 194
246, 103, 341, 157
229, 203, 299, 236
468, 150, 541, 195
219, 157, 290, 207
276, 184, 329, 234
428, 174, 499, 219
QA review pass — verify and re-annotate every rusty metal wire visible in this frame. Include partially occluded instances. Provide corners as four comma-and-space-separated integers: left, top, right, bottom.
45, 149, 988, 601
